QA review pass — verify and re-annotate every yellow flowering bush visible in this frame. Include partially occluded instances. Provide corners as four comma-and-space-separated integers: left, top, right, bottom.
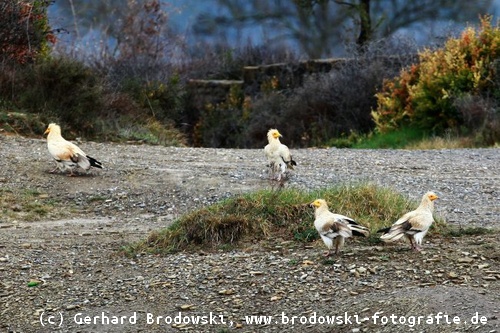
373, 16, 500, 134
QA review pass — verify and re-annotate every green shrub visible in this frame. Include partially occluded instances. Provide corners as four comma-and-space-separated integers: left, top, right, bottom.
114, 118, 187, 146
373, 16, 500, 145
0, 110, 46, 135
119, 75, 186, 124
18, 57, 104, 136
193, 84, 246, 147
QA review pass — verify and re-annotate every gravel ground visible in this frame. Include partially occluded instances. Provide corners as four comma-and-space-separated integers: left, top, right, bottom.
0, 134, 499, 333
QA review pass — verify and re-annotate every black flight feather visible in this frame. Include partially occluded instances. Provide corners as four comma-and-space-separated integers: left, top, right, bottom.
87, 156, 103, 169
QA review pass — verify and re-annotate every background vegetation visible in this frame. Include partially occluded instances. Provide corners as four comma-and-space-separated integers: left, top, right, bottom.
373, 16, 500, 147
0, 1, 498, 148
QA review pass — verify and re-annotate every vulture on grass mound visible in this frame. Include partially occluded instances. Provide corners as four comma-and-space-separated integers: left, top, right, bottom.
310, 199, 369, 256
378, 191, 439, 251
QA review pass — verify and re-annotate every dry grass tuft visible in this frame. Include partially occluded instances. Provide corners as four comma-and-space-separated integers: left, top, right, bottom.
405, 136, 475, 150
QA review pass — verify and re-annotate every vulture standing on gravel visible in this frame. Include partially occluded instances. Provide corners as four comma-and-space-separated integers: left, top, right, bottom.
264, 129, 296, 181
310, 199, 369, 256
378, 191, 439, 251
44, 123, 103, 176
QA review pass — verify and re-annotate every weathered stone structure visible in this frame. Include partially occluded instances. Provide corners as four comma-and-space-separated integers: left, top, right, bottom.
187, 58, 348, 110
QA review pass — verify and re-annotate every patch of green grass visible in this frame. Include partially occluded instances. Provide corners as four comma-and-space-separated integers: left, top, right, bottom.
0, 187, 64, 222
216, 329, 232, 333
349, 127, 486, 150
127, 183, 444, 255
353, 127, 425, 149
480, 243, 496, 250
325, 131, 361, 148
321, 258, 336, 265
24, 189, 41, 196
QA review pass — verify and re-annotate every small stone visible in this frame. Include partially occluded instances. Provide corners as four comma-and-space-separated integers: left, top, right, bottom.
483, 276, 497, 281
484, 270, 500, 274
457, 257, 474, 264
448, 272, 459, 279
20, 243, 31, 249
357, 267, 367, 274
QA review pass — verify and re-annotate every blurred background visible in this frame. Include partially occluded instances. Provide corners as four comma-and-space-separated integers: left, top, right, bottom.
1, 1, 499, 148
48, 0, 498, 59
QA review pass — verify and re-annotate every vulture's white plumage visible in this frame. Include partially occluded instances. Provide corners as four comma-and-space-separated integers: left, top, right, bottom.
44, 123, 102, 176
310, 199, 369, 256
264, 129, 296, 181
378, 191, 439, 251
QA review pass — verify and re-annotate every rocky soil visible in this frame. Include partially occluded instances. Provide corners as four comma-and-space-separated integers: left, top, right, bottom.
0, 134, 499, 333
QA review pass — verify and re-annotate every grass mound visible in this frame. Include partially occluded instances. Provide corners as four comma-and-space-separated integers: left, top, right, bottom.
127, 184, 451, 255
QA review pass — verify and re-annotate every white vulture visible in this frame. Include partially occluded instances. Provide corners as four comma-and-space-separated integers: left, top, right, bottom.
44, 123, 103, 176
378, 191, 439, 251
264, 129, 296, 181
310, 199, 369, 256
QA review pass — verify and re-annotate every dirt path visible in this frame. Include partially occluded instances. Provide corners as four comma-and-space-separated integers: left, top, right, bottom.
0, 135, 499, 332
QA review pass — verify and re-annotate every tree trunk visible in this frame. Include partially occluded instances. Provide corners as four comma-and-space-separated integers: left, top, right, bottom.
356, 0, 371, 49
